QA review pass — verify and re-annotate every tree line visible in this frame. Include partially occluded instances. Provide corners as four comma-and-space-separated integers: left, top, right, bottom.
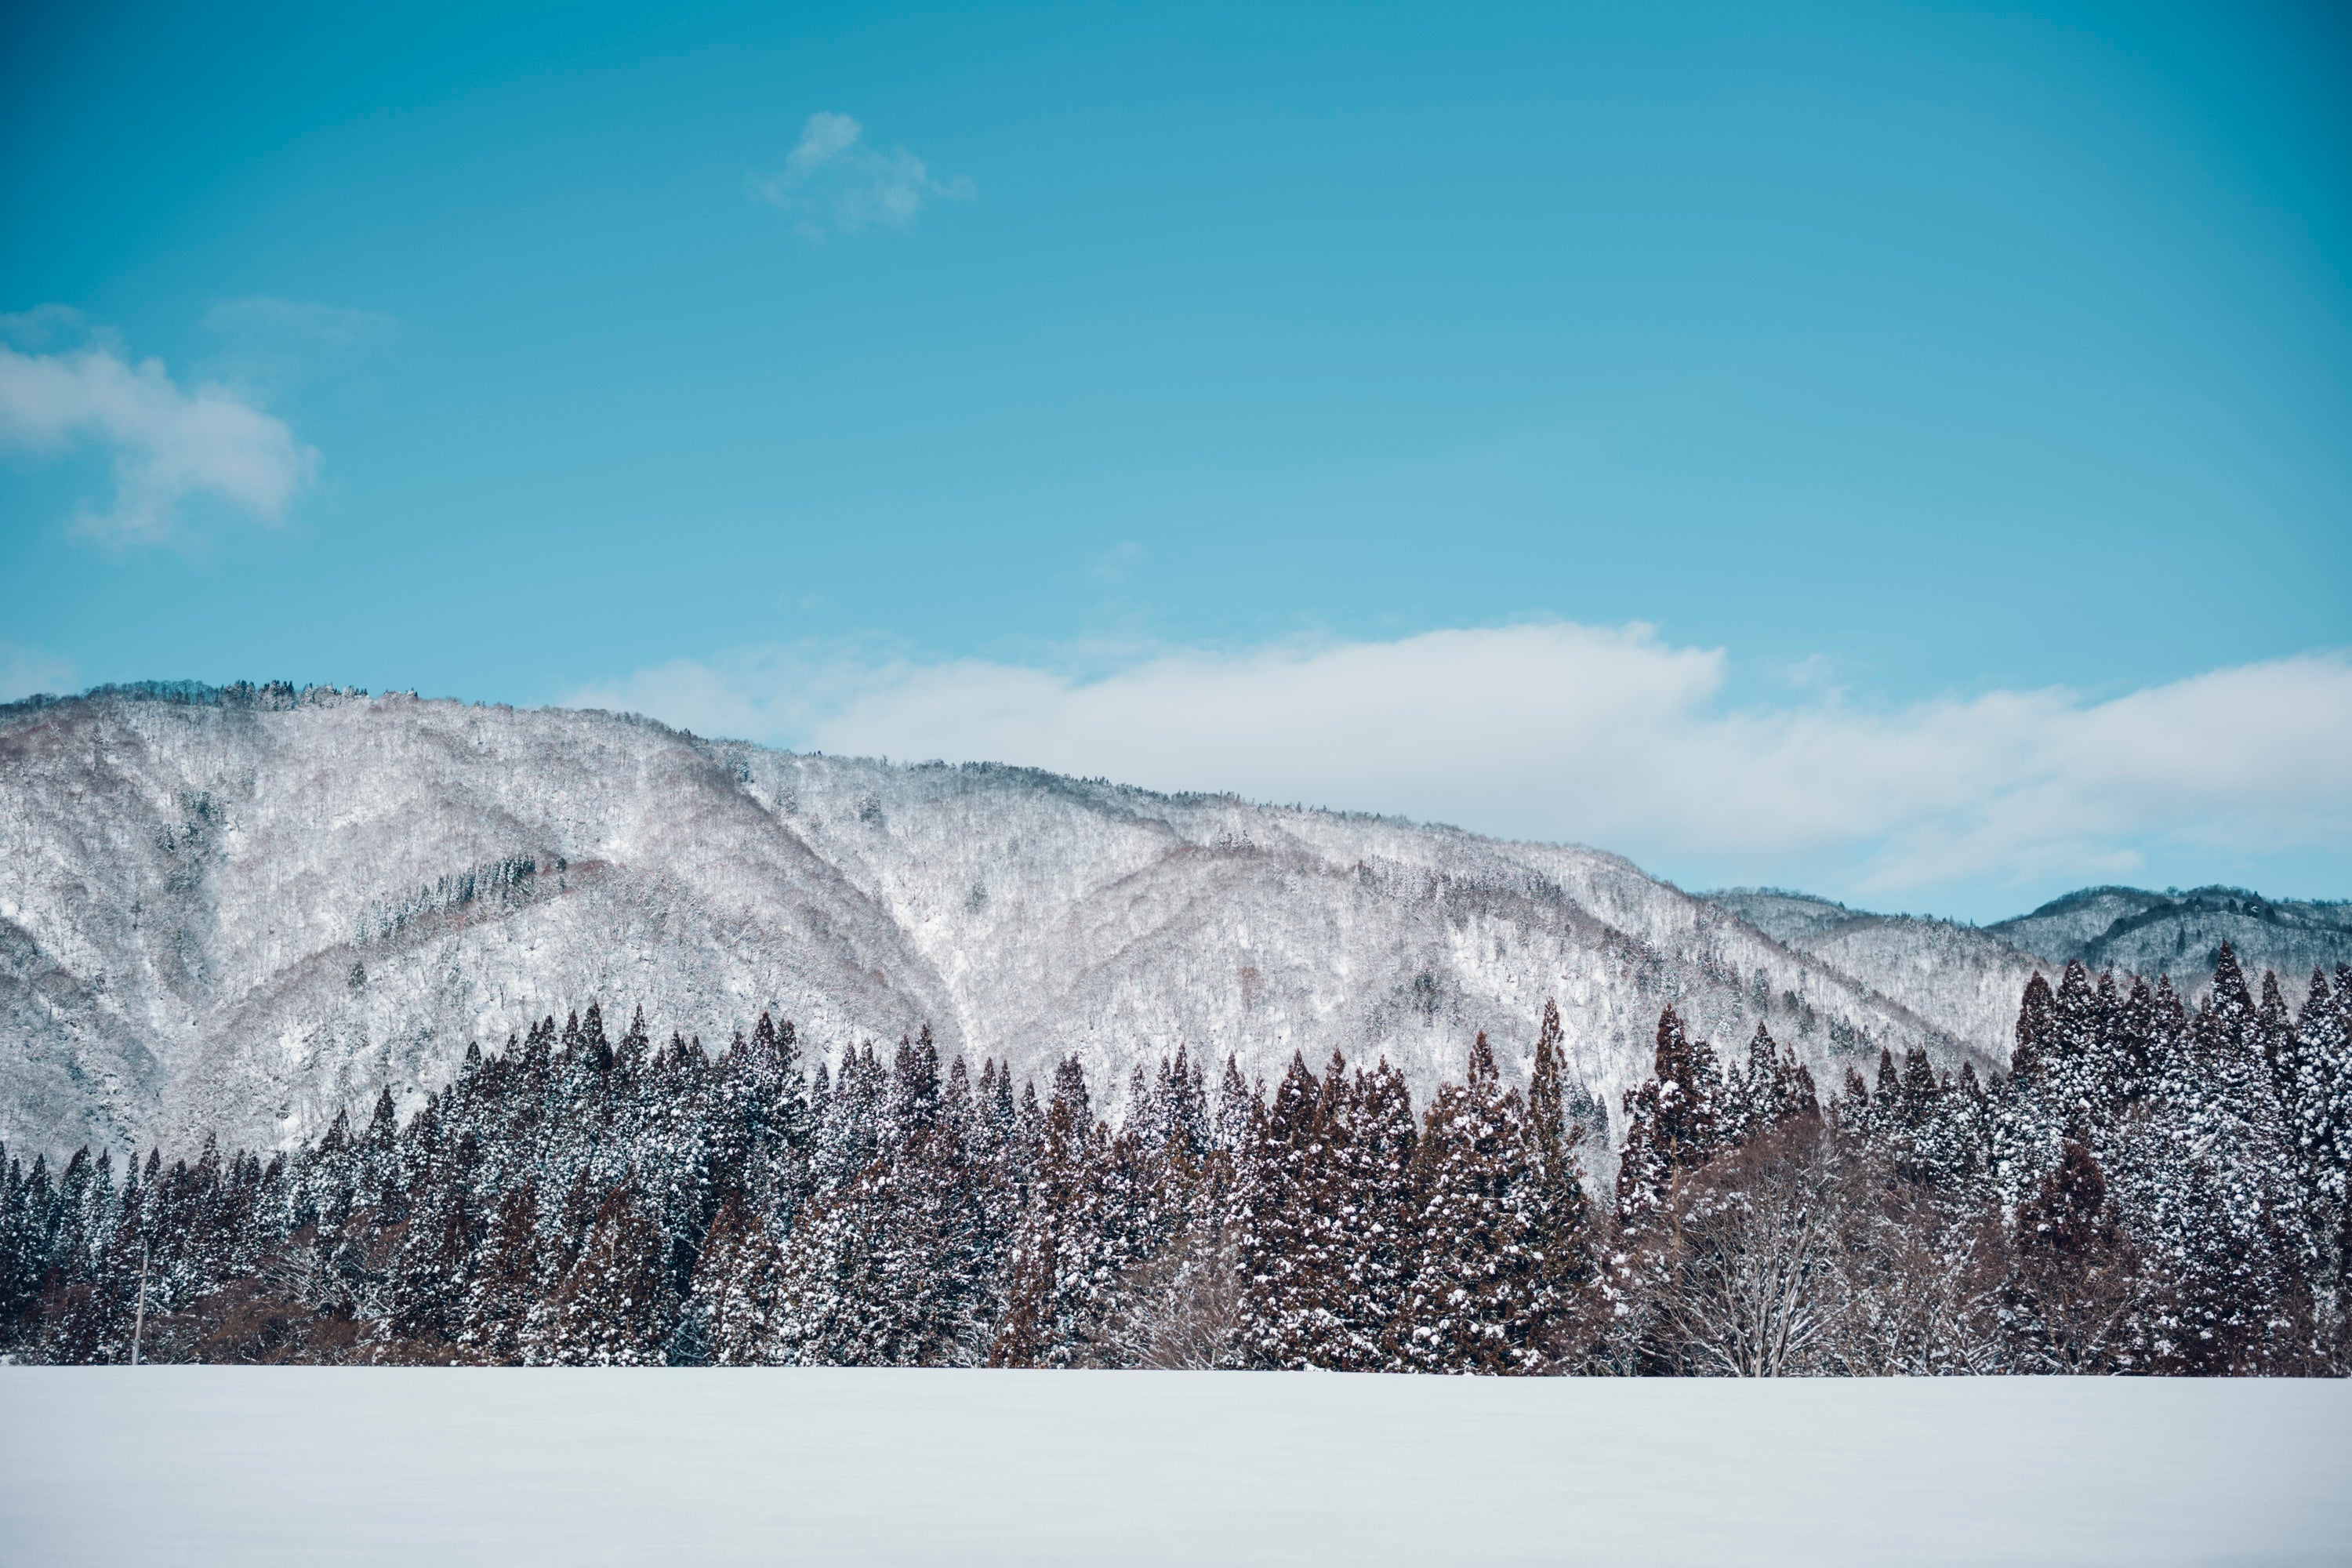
2, 944, 2345, 1374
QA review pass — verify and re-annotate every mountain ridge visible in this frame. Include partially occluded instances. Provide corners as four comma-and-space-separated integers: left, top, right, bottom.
3, 681, 2339, 1160
1699, 882, 2352, 1025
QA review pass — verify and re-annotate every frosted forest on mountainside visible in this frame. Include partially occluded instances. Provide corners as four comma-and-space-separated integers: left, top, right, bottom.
3, 681, 2350, 1377
8, 682, 2347, 1163
4, 937, 2347, 1376
1, 681, 1984, 1160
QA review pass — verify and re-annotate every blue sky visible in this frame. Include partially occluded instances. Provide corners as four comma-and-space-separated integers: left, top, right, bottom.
2, 1, 2347, 919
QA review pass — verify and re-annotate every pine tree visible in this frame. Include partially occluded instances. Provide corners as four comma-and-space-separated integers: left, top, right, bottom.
990, 1057, 1109, 1367
2002, 1136, 2134, 1372
523, 1176, 670, 1366
1520, 1004, 1595, 1364
459, 1182, 541, 1362
1395, 1033, 1548, 1374
1239, 1052, 1340, 1368
688, 1192, 786, 1365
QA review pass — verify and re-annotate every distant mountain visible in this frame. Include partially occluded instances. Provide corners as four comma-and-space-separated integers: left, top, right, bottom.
1989, 887, 2352, 985
1697, 890, 2049, 1051
0, 684, 1993, 1159
1699, 884, 2352, 1053
7, 684, 2336, 1163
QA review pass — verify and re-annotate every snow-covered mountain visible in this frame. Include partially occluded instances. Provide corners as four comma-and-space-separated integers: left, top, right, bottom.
1988, 886, 2352, 984
1700, 884, 2352, 1053
2, 683, 2005, 1159
1697, 889, 2052, 1052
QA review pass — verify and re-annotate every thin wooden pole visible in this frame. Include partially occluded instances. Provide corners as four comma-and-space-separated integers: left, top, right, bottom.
131, 1239, 150, 1367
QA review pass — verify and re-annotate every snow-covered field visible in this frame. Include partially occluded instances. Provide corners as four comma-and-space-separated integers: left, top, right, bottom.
2, 1370, 2344, 1566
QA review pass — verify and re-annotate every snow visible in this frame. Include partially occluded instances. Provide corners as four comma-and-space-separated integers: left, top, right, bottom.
1991, 887, 2352, 998
2, 688, 1989, 1159
2, 1368, 2345, 1566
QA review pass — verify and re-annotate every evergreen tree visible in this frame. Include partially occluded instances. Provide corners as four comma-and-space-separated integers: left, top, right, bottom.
2295, 970, 2349, 1203
2002, 1136, 2134, 1372
461, 1182, 541, 1362
1615, 1007, 1726, 1219
523, 1176, 670, 1366
1396, 1033, 1550, 1373
383, 1174, 479, 1349
1520, 1006, 1596, 1364
1239, 1052, 1341, 1368
1338, 1058, 1418, 1370
991, 1058, 1108, 1367
688, 1192, 786, 1365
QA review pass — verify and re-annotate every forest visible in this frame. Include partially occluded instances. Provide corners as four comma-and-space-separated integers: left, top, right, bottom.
2, 944, 2345, 1375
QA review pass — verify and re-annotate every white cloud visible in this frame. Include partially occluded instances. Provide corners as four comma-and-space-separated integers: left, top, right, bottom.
0, 644, 76, 704
0, 316, 318, 545
0, 304, 90, 350
569, 624, 2352, 904
753, 112, 976, 235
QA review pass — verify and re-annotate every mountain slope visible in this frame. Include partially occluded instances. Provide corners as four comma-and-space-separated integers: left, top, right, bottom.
0, 684, 1994, 1156
1989, 887, 2352, 984
1700, 888, 2053, 1051
1700, 883, 2352, 1053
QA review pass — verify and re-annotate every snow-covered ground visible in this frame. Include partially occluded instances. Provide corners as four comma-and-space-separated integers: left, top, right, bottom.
2, 1370, 2343, 1566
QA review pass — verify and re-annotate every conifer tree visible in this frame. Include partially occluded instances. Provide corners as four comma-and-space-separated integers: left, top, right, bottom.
688, 1191, 786, 1365
1337, 1058, 1418, 1370
1396, 1033, 1550, 1373
1238, 1052, 1338, 1368
991, 1058, 1109, 1367
384, 1176, 479, 1349
2002, 1135, 2134, 1372
2011, 972, 2056, 1089
2295, 970, 2349, 1203
2046, 961, 2106, 1134
1616, 1007, 1726, 1218
1520, 1005, 1595, 1363
2111, 947, 2312, 1374
2113, 976, 2158, 1111
1213, 1055, 1260, 1156
524, 1176, 670, 1366
461, 1181, 541, 1363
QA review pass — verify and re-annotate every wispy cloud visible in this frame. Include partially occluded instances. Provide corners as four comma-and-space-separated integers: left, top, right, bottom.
200, 297, 397, 394
201, 297, 397, 350
0, 308, 318, 546
568, 625, 2352, 907
0, 643, 76, 703
753, 112, 976, 236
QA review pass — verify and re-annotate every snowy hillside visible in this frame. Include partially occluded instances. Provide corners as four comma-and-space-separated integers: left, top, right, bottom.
1990, 886, 2352, 985
1703, 884, 2352, 1051
1700, 889, 2053, 1051
0, 684, 1992, 1157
